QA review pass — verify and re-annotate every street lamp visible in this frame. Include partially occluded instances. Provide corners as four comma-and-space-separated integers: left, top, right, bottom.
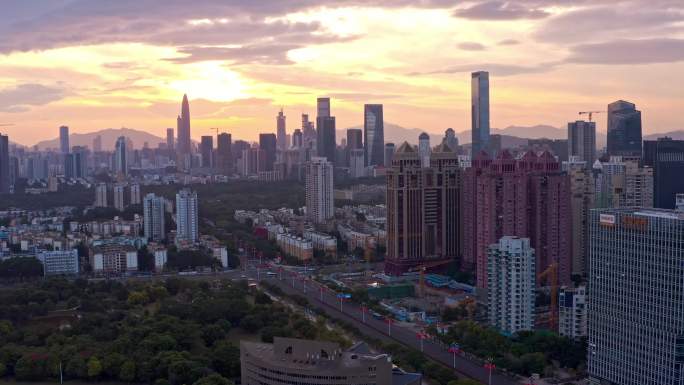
360, 305, 368, 323
416, 331, 428, 352
319, 285, 326, 302
385, 318, 393, 336
337, 293, 351, 312
448, 343, 460, 368
484, 358, 495, 385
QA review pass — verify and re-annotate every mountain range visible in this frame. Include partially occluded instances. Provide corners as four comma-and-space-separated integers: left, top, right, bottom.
25, 124, 684, 151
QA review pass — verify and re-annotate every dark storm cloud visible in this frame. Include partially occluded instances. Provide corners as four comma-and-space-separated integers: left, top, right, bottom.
0, 84, 67, 112
566, 38, 684, 64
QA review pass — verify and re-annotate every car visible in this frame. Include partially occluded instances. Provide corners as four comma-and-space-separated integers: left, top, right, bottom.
240, 274, 247, 279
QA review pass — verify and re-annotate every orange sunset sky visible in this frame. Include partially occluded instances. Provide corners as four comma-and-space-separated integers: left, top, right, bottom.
0, 0, 683, 145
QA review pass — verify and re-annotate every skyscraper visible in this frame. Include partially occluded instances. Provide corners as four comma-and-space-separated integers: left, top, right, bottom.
588, 208, 684, 385
217, 133, 232, 174
643, 137, 684, 209
317, 97, 330, 118
487, 236, 536, 335
567, 120, 596, 167
346, 128, 363, 167
276, 109, 287, 150
0, 134, 9, 194
166, 128, 174, 151
176, 189, 199, 243
418, 133, 430, 167
385, 141, 460, 274
200, 135, 213, 168
305, 157, 334, 224
364, 104, 384, 167
384, 142, 395, 168
176, 94, 191, 156
292, 129, 303, 148
59, 125, 70, 154
471, 71, 490, 155
607, 100, 642, 157
113, 184, 125, 211
563, 158, 594, 276
94, 183, 108, 207
349, 148, 365, 178
462, 150, 571, 287
316, 116, 336, 165
93, 135, 102, 152
143, 193, 166, 242
444, 128, 459, 152
259, 133, 277, 171
114, 136, 127, 176
130, 183, 141, 205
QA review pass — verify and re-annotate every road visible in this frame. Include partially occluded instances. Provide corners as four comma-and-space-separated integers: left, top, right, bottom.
245, 266, 521, 385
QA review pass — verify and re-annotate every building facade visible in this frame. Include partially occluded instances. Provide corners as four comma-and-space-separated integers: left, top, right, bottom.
277, 109, 287, 150
606, 100, 642, 157
643, 137, 684, 209
114, 136, 127, 176
113, 184, 126, 211
471, 71, 490, 155
364, 104, 384, 167
305, 157, 334, 224
487, 236, 535, 335
558, 285, 587, 339
567, 120, 596, 167
176, 189, 199, 243
0, 134, 9, 194
588, 208, 684, 385
59, 125, 70, 154
95, 183, 108, 207
38, 250, 79, 276
143, 193, 166, 242
200, 135, 213, 168
176, 94, 191, 156
385, 141, 460, 275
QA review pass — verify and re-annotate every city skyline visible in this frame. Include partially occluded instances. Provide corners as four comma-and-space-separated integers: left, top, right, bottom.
1, 1, 683, 145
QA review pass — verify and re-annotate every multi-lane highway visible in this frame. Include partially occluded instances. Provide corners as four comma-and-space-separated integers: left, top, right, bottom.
245, 265, 521, 385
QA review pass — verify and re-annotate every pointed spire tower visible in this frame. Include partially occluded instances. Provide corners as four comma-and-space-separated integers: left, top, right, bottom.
177, 94, 191, 156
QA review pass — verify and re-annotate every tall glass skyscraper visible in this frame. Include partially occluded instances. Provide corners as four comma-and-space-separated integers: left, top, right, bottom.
364, 104, 384, 167
643, 137, 684, 209
607, 100, 642, 157
588, 208, 684, 385
59, 125, 70, 154
471, 71, 490, 155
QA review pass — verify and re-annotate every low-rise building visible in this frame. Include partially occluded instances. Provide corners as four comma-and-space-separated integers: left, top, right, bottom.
38, 250, 79, 276
303, 230, 337, 256
90, 244, 138, 274
559, 285, 587, 339
276, 233, 313, 261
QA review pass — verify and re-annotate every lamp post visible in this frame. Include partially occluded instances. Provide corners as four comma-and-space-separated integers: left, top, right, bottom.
416, 331, 428, 352
448, 343, 460, 368
361, 306, 368, 323
385, 318, 393, 336
484, 358, 495, 385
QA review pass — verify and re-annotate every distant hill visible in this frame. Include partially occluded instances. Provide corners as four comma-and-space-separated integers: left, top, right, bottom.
644, 131, 684, 141
33, 128, 165, 150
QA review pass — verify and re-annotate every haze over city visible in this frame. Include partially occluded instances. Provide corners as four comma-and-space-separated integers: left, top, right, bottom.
1, 0, 683, 145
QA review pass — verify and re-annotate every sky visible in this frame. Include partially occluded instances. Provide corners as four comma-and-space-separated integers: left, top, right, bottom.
0, 0, 683, 146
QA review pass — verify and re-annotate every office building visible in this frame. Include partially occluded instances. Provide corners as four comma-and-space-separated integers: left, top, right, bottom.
276, 109, 287, 150
317, 97, 330, 118
444, 128, 459, 152
91, 244, 138, 274
384, 143, 395, 170
349, 148, 365, 178
113, 184, 126, 211
69, 146, 87, 178
241, 337, 420, 385
418, 133, 430, 167
563, 158, 595, 276
176, 94, 191, 156
59, 125, 69, 154
38, 250, 79, 276
385, 142, 460, 274
94, 183, 108, 207
471, 71, 490, 155
0, 134, 9, 194
487, 236, 535, 335
176, 189, 199, 243
678, 193, 684, 211
607, 100, 642, 157
305, 157, 334, 223
166, 128, 174, 150
93, 134, 102, 152
143, 193, 166, 242
240, 147, 264, 176
216, 132, 232, 174
259, 133, 277, 171
200, 135, 213, 168
130, 183, 141, 205
588, 208, 684, 385
558, 285, 587, 339
114, 136, 127, 176
317, 116, 336, 165
462, 150, 571, 287
364, 104, 384, 167
643, 137, 684, 209
346, 128, 362, 167
567, 120, 596, 167
292, 129, 303, 148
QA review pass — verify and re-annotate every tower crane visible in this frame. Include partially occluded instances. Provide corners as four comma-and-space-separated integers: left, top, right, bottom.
538, 263, 558, 332
208, 128, 220, 137
578, 111, 603, 122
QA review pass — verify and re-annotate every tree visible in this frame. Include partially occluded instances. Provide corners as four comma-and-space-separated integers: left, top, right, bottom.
211, 342, 240, 378
192, 373, 234, 385
119, 360, 136, 382
66, 355, 87, 379
87, 356, 103, 378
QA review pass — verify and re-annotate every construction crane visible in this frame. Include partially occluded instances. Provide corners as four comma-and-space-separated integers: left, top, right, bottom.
538, 263, 558, 331
410, 259, 453, 297
208, 128, 221, 137
578, 111, 603, 122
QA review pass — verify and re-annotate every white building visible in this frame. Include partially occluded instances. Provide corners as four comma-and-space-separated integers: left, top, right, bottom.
38, 250, 79, 276
349, 148, 365, 178
558, 285, 587, 339
176, 189, 199, 243
212, 247, 229, 268
487, 236, 536, 335
113, 184, 126, 211
143, 193, 166, 241
154, 248, 167, 272
305, 157, 334, 223
91, 244, 137, 274
95, 183, 108, 207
